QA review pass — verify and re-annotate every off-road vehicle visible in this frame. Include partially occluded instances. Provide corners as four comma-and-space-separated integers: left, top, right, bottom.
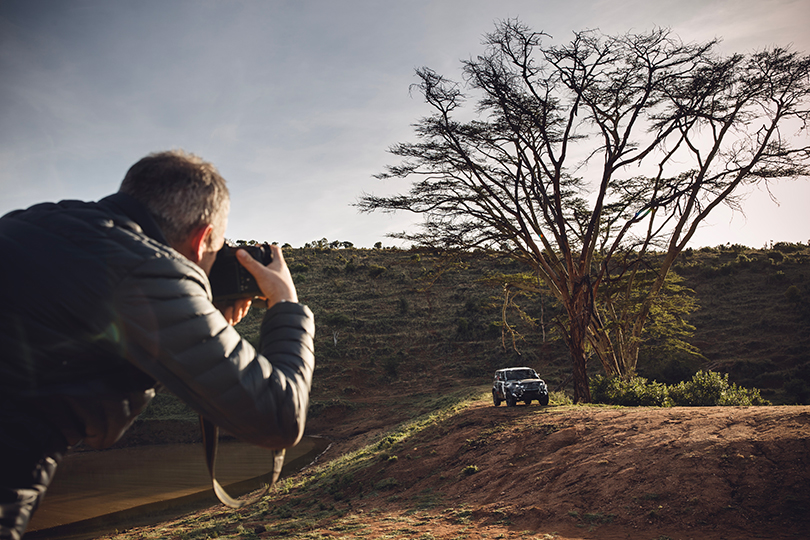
492, 367, 549, 407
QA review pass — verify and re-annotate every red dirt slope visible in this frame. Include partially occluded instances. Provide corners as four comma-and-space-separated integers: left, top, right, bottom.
305, 403, 810, 539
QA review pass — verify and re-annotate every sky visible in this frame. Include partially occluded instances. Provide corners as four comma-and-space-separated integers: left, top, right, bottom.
1, 0, 809, 249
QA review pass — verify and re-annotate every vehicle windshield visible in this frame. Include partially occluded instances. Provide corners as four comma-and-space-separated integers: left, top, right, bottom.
505, 369, 537, 381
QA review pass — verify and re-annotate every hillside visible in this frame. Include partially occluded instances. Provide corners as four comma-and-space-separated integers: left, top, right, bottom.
675, 243, 810, 401
262, 242, 810, 410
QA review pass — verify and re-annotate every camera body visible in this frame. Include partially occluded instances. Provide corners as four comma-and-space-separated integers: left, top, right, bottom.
209, 243, 273, 301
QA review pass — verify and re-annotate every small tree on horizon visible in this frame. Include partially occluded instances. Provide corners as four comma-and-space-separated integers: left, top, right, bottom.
358, 20, 810, 402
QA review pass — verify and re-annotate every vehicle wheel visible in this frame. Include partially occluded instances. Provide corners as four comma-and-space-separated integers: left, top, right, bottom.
506, 396, 517, 407
492, 392, 501, 407
524, 399, 532, 406
539, 394, 550, 406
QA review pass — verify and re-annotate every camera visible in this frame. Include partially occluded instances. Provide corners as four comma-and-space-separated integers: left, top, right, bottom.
209, 242, 273, 301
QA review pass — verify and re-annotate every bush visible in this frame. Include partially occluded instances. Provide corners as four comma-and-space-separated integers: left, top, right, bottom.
383, 355, 401, 378
288, 262, 310, 273
456, 317, 470, 335
590, 375, 671, 406
344, 258, 358, 273
735, 253, 751, 267
323, 264, 341, 276
668, 370, 726, 405
590, 370, 770, 407
785, 285, 801, 302
549, 390, 573, 406
669, 371, 770, 406
773, 241, 803, 254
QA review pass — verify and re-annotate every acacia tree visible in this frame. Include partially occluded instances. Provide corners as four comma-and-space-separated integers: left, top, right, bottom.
358, 20, 810, 402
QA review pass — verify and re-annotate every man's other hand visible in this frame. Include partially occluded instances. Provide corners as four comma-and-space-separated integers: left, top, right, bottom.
236, 245, 298, 307
215, 298, 253, 326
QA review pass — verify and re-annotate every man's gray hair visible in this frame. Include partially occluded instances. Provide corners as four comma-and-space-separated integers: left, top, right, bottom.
120, 150, 230, 246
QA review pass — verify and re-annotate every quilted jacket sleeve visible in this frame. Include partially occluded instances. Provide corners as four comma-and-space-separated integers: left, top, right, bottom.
114, 253, 315, 449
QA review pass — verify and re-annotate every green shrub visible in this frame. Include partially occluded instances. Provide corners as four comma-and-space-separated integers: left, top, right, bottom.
368, 264, 387, 278
590, 375, 671, 406
288, 262, 309, 273
374, 477, 400, 490
773, 242, 803, 254
717, 384, 770, 406
785, 285, 801, 302
590, 371, 770, 407
549, 390, 573, 406
669, 371, 770, 406
456, 317, 470, 335
669, 370, 726, 406
735, 253, 751, 267
383, 356, 401, 378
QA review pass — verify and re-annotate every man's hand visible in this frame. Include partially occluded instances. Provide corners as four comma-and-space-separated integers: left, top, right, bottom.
236, 245, 298, 307
217, 298, 253, 326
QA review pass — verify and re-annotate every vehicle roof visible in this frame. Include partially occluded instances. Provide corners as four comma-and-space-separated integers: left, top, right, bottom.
495, 366, 535, 372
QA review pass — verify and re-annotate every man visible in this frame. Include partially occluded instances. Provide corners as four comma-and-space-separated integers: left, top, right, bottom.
0, 150, 315, 539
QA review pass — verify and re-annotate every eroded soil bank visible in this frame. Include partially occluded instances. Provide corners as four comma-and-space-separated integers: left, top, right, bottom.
95, 404, 810, 540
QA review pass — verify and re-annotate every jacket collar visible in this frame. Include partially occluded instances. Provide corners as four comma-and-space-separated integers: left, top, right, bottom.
98, 192, 169, 246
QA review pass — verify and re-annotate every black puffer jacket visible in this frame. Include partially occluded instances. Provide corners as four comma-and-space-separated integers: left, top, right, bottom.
0, 193, 315, 451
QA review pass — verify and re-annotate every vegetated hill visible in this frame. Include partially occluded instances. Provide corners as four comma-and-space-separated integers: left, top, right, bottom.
237, 241, 809, 412
673, 243, 810, 403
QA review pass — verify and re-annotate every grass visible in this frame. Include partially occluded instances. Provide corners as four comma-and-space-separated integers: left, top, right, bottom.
283, 388, 486, 496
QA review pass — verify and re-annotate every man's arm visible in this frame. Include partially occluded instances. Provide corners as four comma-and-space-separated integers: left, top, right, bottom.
115, 252, 315, 449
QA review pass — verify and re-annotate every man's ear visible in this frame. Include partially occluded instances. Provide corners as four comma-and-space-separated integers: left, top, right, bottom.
189, 224, 215, 264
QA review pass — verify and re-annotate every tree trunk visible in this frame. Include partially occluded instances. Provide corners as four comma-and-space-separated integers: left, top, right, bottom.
567, 280, 594, 403
570, 339, 592, 403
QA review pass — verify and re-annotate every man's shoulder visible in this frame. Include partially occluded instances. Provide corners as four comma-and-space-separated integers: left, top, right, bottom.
2, 197, 194, 276
2, 198, 128, 234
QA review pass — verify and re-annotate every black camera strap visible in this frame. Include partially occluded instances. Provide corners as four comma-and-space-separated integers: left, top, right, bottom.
199, 416, 285, 508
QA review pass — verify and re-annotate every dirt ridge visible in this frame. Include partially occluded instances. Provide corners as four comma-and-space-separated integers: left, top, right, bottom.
298, 402, 810, 539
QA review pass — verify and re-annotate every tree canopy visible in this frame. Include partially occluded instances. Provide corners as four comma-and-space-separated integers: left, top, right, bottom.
359, 20, 810, 402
